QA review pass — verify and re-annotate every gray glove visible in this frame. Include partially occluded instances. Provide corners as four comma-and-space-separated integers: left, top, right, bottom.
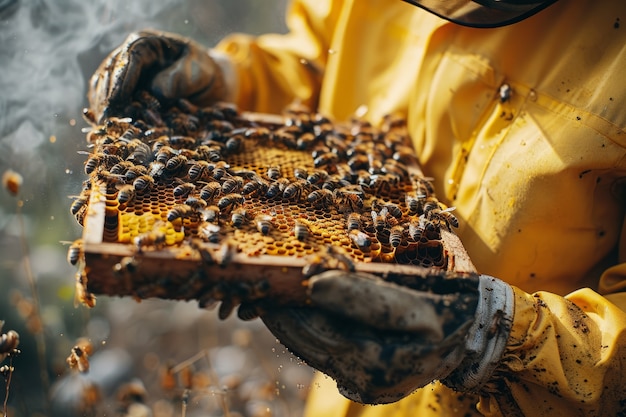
256, 272, 514, 404
88, 29, 230, 123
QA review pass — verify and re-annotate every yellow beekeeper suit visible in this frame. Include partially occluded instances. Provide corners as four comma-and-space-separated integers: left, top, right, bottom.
214, 0, 626, 415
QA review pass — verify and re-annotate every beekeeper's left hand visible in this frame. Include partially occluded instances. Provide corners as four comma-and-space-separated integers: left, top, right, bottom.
254, 271, 514, 404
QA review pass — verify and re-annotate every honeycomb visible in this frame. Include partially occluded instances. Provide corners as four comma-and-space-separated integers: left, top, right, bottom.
69, 92, 476, 312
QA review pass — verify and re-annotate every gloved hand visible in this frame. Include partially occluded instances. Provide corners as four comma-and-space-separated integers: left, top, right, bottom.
88, 29, 231, 123
254, 271, 514, 405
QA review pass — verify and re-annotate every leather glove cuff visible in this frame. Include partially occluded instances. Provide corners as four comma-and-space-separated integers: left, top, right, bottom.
443, 275, 514, 392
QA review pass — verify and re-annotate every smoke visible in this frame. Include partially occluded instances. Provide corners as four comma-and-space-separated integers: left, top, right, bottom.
0, 0, 183, 143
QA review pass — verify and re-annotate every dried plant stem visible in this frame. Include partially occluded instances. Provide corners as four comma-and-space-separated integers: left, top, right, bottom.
15, 200, 50, 414
3, 358, 14, 417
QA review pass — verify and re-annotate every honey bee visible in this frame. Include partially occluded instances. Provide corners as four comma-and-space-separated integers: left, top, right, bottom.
199, 222, 221, 243
267, 165, 282, 180
188, 160, 212, 182
423, 199, 442, 217
155, 145, 178, 164
167, 204, 194, 222
221, 176, 244, 194
408, 217, 426, 241
116, 184, 135, 205
296, 132, 316, 150
241, 125, 270, 140
333, 188, 364, 212
225, 134, 244, 154
307, 188, 334, 208
430, 206, 459, 230
81, 152, 123, 175
282, 179, 308, 201
369, 173, 399, 195
148, 161, 166, 180
167, 135, 197, 149
199, 181, 221, 202
109, 160, 135, 175
371, 207, 397, 231
126, 139, 152, 166
66, 337, 93, 373
230, 207, 248, 228
254, 214, 273, 235
133, 174, 155, 193
347, 154, 369, 171
349, 229, 372, 249
313, 152, 339, 168
389, 225, 405, 248
392, 145, 419, 165
134, 228, 166, 253
294, 167, 308, 181
65, 239, 83, 266
173, 182, 196, 200
307, 169, 329, 186
415, 177, 435, 198
346, 213, 362, 231
165, 154, 188, 175
372, 200, 403, 219
382, 159, 409, 181
201, 205, 221, 223
70, 194, 89, 216
293, 219, 309, 241
74, 270, 96, 308
266, 178, 290, 198
242, 178, 269, 198
184, 197, 207, 210
405, 192, 425, 215
217, 193, 244, 212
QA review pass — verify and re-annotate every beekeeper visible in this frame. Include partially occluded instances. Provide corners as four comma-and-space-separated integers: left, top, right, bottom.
88, 0, 626, 415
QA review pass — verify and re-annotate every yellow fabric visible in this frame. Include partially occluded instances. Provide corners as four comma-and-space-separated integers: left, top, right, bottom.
215, 0, 626, 415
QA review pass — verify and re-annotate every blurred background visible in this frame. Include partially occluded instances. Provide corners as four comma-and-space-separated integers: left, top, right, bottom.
0, 0, 320, 416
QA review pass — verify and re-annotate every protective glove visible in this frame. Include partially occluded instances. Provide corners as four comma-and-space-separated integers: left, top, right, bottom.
255, 271, 514, 405
88, 29, 232, 123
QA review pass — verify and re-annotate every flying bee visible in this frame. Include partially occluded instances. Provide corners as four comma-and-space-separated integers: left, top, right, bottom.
230, 207, 248, 228
307, 169, 329, 186
133, 175, 155, 194
199, 181, 221, 202
346, 213, 362, 231
116, 184, 135, 205
293, 167, 308, 181
349, 229, 372, 249
221, 176, 244, 194
201, 205, 221, 223
254, 214, 273, 235
267, 165, 282, 180
282, 179, 308, 201
217, 193, 244, 213
184, 197, 207, 210
389, 225, 405, 248
188, 160, 212, 182
167, 204, 194, 222
173, 181, 196, 200
293, 219, 309, 241
134, 228, 166, 253
74, 271, 96, 308
242, 178, 269, 198
66, 337, 93, 373
65, 239, 83, 266
307, 188, 334, 208
266, 178, 290, 198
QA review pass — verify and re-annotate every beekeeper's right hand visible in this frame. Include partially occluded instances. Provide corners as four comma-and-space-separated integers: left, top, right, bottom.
88, 29, 233, 123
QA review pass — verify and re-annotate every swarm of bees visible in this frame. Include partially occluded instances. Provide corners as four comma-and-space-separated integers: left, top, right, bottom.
70, 91, 465, 308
